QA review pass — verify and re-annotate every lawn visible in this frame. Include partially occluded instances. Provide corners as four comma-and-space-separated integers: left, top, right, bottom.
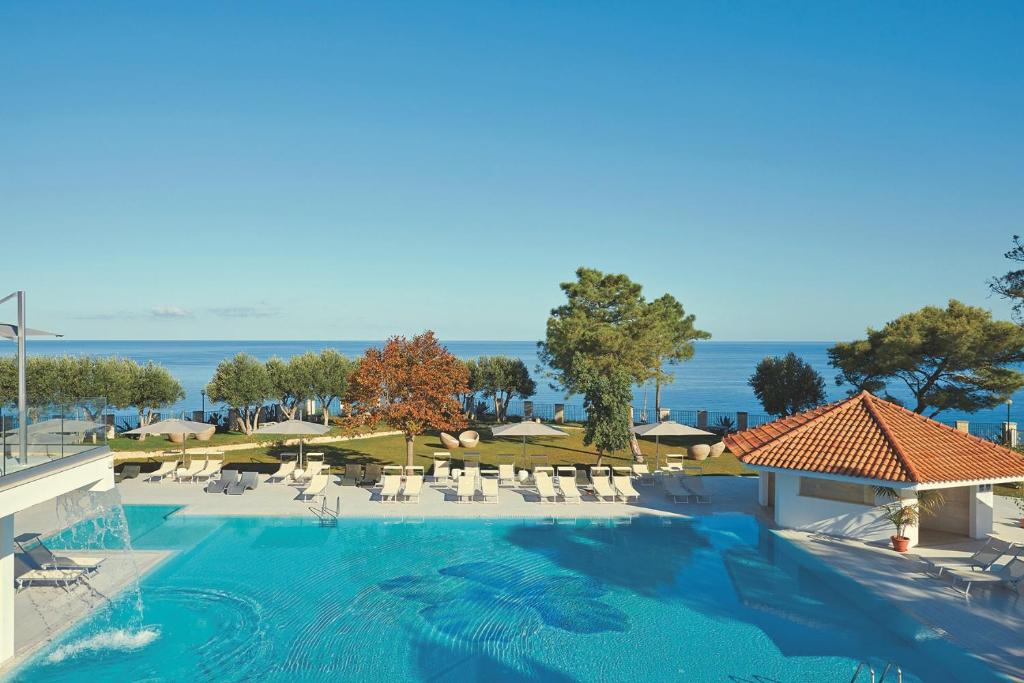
116, 424, 753, 476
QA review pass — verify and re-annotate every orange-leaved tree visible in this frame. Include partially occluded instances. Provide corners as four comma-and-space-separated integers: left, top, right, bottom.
348, 331, 469, 466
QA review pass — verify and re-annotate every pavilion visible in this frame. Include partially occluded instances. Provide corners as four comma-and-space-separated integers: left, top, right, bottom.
724, 391, 1024, 548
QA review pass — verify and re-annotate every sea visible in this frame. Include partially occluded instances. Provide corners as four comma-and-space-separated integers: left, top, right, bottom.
13, 340, 1020, 430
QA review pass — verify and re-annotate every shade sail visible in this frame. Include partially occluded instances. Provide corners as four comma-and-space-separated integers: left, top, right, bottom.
253, 419, 330, 436
0, 323, 62, 340
632, 421, 714, 437
124, 419, 211, 436
491, 422, 567, 438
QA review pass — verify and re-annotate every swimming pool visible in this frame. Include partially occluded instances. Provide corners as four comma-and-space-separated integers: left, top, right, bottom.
11, 510, 1003, 682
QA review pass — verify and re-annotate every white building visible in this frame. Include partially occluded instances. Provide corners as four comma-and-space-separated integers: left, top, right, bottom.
724, 392, 1024, 548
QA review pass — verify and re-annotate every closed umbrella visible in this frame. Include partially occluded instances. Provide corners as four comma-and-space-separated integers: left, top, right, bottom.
253, 419, 330, 468
490, 421, 567, 467
632, 421, 714, 470
125, 418, 212, 457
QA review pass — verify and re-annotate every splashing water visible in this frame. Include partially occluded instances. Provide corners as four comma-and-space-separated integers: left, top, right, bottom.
44, 627, 160, 664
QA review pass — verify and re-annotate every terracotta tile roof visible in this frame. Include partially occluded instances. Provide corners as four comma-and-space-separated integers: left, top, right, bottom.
724, 392, 1024, 484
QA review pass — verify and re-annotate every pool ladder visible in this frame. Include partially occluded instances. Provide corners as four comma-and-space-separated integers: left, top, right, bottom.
850, 661, 902, 683
310, 496, 339, 527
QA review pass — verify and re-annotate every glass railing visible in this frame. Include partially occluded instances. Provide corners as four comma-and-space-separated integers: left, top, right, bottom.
0, 399, 109, 479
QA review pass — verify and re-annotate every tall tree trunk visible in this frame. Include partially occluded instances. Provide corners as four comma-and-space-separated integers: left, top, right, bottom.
494, 396, 502, 422
629, 433, 643, 460
405, 434, 415, 467
655, 377, 662, 421
322, 404, 330, 425
137, 408, 147, 441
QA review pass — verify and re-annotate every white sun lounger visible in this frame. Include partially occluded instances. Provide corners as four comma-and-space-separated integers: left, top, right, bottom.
457, 473, 476, 503
194, 459, 224, 482
295, 460, 325, 484
926, 538, 1015, 576
664, 454, 686, 471
535, 468, 557, 504
481, 476, 499, 504
13, 556, 89, 592
431, 455, 451, 485
631, 462, 655, 487
403, 467, 424, 503
380, 472, 402, 503
590, 466, 615, 503
664, 475, 692, 503
268, 460, 297, 483
300, 473, 329, 501
612, 467, 640, 503
556, 467, 581, 504
498, 463, 517, 487
681, 472, 711, 503
147, 459, 179, 482
175, 459, 206, 482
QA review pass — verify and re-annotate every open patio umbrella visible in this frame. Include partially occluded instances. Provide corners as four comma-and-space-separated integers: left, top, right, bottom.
252, 419, 330, 468
490, 421, 567, 468
632, 421, 714, 470
124, 418, 212, 457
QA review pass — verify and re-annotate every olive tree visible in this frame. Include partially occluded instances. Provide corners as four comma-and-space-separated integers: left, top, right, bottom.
205, 353, 272, 434
476, 355, 536, 422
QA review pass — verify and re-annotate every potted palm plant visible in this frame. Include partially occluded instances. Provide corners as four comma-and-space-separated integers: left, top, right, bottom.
882, 502, 919, 552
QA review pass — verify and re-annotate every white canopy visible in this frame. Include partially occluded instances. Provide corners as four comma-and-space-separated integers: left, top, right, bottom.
253, 419, 330, 436
0, 323, 62, 340
632, 421, 713, 437
491, 421, 566, 465
124, 419, 211, 436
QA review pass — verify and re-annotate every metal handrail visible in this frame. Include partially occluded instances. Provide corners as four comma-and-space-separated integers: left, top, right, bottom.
850, 661, 875, 683
878, 662, 902, 683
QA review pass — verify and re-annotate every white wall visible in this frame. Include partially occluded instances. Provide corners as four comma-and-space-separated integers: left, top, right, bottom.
773, 472, 915, 546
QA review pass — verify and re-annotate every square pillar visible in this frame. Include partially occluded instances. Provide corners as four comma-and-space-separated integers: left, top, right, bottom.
969, 484, 995, 539
697, 410, 708, 430
554, 404, 564, 424
757, 472, 770, 507
658, 408, 670, 422
1003, 422, 1018, 447
1, 514, 13, 662
898, 490, 920, 549
523, 401, 533, 420
737, 412, 748, 432
954, 420, 969, 433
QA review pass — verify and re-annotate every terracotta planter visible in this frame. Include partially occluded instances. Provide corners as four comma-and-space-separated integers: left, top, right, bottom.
458, 430, 480, 448
689, 444, 711, 461
709, 442, 725, 458
890, 535, 910, 553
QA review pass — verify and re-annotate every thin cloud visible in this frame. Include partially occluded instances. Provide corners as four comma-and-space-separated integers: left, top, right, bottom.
209, 305, 279, 319
150, 306, 192, 318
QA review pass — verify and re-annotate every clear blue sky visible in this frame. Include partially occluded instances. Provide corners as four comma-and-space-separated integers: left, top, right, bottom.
2, 2, 1020, 341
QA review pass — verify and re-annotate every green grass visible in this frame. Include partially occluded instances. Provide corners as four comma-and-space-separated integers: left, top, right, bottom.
116, 423, 753, 476
107, 423, 380, 452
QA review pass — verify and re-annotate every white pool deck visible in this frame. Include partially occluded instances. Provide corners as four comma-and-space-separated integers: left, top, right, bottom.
9, 473, 1024, 678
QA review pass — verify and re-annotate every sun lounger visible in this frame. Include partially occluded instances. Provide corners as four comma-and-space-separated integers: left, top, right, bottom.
590, 466, 615, 503
206, 469, 239, 494
664, 475, 692, 503
664, 454, 686, 471
115, 464, 141, 483
432, 458, 451, 485
631, 462, 655, 486
300, 473, 329, 501
556, 467, 581, 504
497, 464, 517, 488
342, 464, 363, 486
361, 463, 382, 487
380, 469, 402, 503
175, 459, 206, 482
457, 473, 476, 503
14, 534, 104, 574
680, 472, 711, 503
926, 538, 1015, 576
194, 459, 224, 482
535, 468, 557, 504
480, 476, 499, 503
13, 555, 89, 592
227, 471, 259, 495
295, 461, 325, 484
403, 467, 424, 503
268, 459, 297, 483
612, 467, 640, 503
147, 459, 179, 482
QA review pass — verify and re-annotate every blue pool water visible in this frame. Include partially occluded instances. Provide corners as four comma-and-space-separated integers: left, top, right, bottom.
12, 510, 1003, 682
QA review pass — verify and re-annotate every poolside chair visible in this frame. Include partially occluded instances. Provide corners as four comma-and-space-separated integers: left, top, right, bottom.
631, 462, 655, 487
295, 460, 325, 484
14, 533, 104, 574
431, 455, 451, 485
13, 555, 89, 592
944, 549, 1024, 596
402, 466, 424, 503
589, 466, 615, 503
680, 471, 711, 503
664, 475, 692, 504
497, 463, 516, 488
664, 453, 686, 471
380, 466, 403, 503
481, 475, 499, 504
457, 472, 476, 503
556, 466, 582, 504
267, 459, 297, 484
206, 469, 240, 494
612, 466, 640, 503
227, 470, 260, 495
361, 463, 382, 487
115, 464, 141, 483
194, 458, 224, 482
575, 468, 594, 495
147, 459, 179, 483
300, 473, 329, 501
534, 467, 557, 504
341, 463, 363, 487
926, 537, 1015, 577
175, 458, 206, 482
463, 456, 480, 482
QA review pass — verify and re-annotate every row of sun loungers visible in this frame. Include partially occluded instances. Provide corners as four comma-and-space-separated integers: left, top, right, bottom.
918, 538, 1024, 596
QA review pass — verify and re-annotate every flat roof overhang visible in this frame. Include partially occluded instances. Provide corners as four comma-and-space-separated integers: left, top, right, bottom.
0, 447, 114, 518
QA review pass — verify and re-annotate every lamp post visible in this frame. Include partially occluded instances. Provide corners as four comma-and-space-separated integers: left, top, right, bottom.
201, 389, 206, 415
1008, 398, 1014, 424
